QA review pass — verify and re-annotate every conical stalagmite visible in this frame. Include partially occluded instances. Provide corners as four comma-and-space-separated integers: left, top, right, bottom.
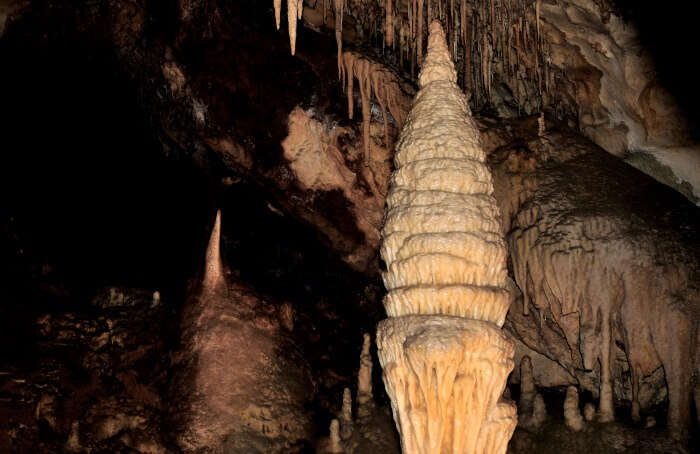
202, 210, 225, 293
376, 21, 516, 454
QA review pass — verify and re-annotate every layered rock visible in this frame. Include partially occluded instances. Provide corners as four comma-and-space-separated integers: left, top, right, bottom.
376, 22, 516, 454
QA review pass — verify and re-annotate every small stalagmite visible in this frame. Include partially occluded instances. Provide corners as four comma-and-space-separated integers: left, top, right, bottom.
357, 333, 374, 417
531, 394, 547, 428
341, 388, 354, 440
564, 386, 585, 432
376, 21, 516, 454
329, 419, 344, 453
518, 356, 536, 416
517, 355, 546, 429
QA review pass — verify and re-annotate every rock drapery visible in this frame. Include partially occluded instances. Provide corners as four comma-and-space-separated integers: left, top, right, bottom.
376, 22, 516, 454
277, 0, 700, 203
484, 115, 700, 441
339, 51, 411, 167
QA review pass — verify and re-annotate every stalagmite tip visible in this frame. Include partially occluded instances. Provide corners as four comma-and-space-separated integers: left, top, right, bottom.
418, 21, 458, 87
203, 210, 225, 292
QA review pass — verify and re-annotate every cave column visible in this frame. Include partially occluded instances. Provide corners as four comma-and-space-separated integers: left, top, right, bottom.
376, 21, 517, 454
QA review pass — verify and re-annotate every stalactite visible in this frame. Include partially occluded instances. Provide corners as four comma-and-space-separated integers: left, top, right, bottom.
386, 0, 394, 46
335, 0, 345, 76
274, 0, 282, 29
287, 0, 298, 55
271, 0, 555, 142
340, 51, 410, 166
417, 0, 424, 65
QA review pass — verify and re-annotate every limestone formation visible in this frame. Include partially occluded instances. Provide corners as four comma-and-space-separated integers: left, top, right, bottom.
518, 356, 535, 417
583, 403, 596, 422
320, 334, 400, 453
341, 388, 354, 440
277, 0, 700, 203
272, 0, 303, 54
329, 419, 344, 453
564, 386, 584, 432
486, 117, 700, 440
531, 394, 546, 429
340, 51, 411, 166
377, 22, 516, 454
169, 212, 313, 452
357, 333, 374, 417
517, 356, 545, 429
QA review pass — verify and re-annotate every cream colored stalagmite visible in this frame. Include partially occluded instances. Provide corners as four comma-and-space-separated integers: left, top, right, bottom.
376, 21, 517, 454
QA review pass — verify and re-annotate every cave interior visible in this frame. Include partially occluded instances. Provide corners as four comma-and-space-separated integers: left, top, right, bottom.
0, 0, 699, 453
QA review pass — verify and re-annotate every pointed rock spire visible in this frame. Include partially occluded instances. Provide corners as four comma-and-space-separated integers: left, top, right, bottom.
203, 210, 225, 292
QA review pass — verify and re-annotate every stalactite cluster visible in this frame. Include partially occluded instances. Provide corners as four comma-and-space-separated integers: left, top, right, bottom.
273, 0, 304, 55
376, 0, 554, 113
274, 1, 573, 119
376, 22, 516, 454
340, 51, 411, 165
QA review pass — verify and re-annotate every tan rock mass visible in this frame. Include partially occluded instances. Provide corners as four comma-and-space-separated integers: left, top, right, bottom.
377, 22, 516, 454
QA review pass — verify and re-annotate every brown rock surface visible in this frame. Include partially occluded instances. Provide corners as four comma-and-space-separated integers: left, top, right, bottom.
482, 115, 700, 440
168, 212, 315, 453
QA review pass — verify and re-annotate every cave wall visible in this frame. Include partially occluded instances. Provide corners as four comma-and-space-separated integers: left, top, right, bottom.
292, 0, 700, 203
481, 114, 700, 440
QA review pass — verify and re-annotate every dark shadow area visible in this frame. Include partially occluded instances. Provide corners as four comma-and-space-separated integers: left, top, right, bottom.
0, 30, 211, 366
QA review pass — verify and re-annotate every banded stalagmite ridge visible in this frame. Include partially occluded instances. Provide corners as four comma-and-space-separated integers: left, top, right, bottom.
376, 21, 516, 454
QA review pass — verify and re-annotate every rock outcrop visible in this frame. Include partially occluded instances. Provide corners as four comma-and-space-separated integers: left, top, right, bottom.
377, 22, 516, 454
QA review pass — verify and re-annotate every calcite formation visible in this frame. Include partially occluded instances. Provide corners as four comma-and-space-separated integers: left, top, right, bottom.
340, 51, 411, 166
485, 116, 700, 441
169, 211, 313, 453
564, 386, 584, 432
377, 22, 516, 454
277, 0, 700, 203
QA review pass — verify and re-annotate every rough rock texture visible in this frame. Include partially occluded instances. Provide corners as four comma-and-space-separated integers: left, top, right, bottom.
537, 1, 700, 203
377, 22, 516, 454
482, 114, 700, 440
168, 212, 314, 453
0, 288, 168, 453
296, 0, 700, 203
281, 107, 388, 266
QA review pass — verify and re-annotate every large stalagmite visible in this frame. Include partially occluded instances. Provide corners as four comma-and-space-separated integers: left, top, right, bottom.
376, 21, 516, 454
